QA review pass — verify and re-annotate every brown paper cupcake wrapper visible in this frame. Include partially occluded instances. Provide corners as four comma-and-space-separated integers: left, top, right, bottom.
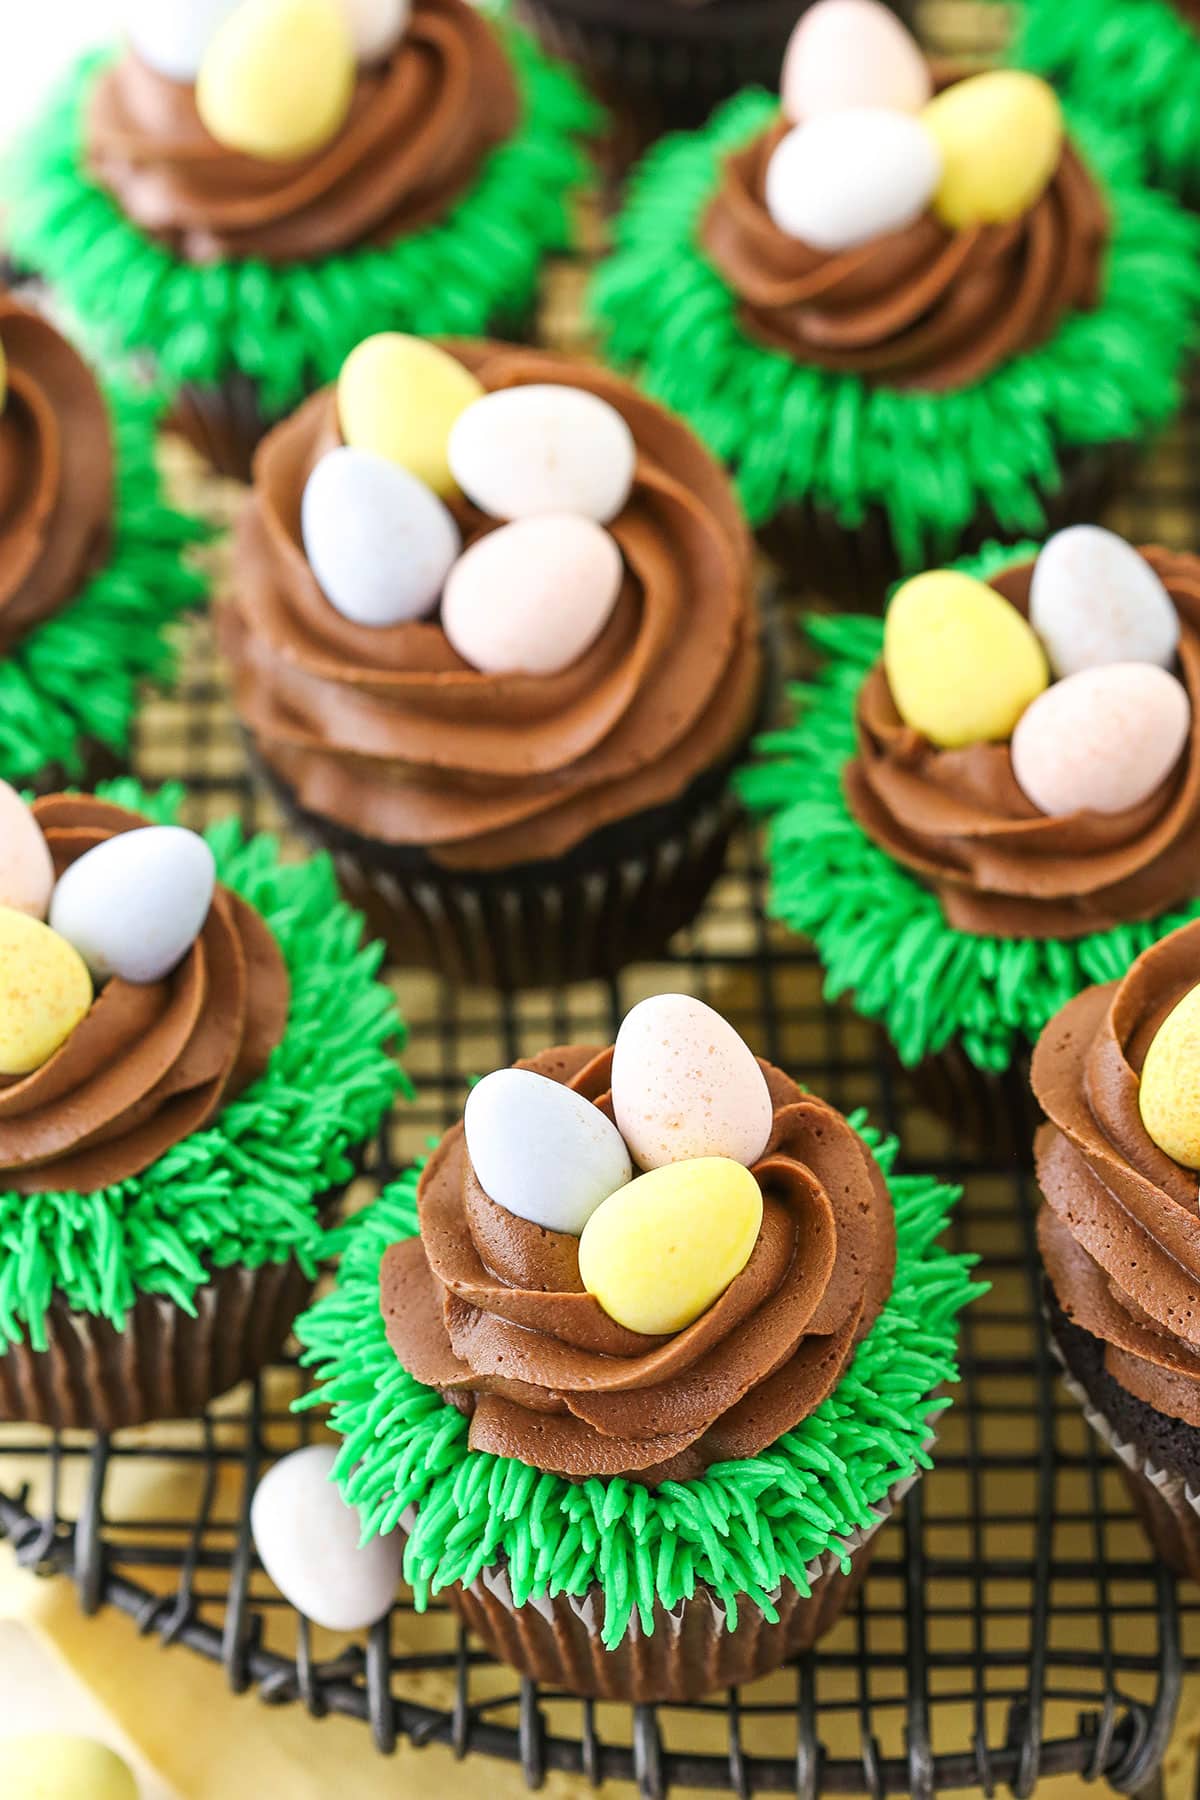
891, 1042, 1039, 1168
165, 374, 277, 485
24, 737, 126, 802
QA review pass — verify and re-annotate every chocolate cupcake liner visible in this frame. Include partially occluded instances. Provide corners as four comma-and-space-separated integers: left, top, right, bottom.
892, 1043, 1039, 1169
24, 737, 126, 802
165, 374, 277, 485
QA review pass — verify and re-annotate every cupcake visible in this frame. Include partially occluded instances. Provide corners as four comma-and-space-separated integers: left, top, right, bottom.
5, 0, 597, 481
220, 334, 765, 987
0, 294, 205, 792
1017, 0, 1200, 208
0, 780, 403, 1431
591, 0, 1200, 598
296, 993, 980, 1702
739, 528, 1200, 1152
1035, 919, 1200, 1578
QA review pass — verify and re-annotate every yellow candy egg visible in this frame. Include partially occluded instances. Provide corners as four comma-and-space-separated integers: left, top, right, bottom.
337, 335, 483, 497
578, 1157, 762, 1336
921, 71, 1064, 229
1139, 983, 1200, 1168
883, 569, 1049, 748
196, 0, 355, 162
0, 907, 93, 1077
0, 1734, 137, 1800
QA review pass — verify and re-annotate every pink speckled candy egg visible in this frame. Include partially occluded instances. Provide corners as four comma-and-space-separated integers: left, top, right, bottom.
1012, 663, 1190, 817
442, 515, 623, 677
611, 994, 773, 1173
781, 0, 931, 125
0, 781, 54, 920
1029, 525, 1179, 679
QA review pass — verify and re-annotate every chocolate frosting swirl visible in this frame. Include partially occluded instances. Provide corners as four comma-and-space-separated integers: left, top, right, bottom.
701, 91, 1108, 392
1034, 921, 1200, 1426
85, 0, 519, 265
0, 796, 290, 1195
381, 1047, 897, 1484
221, 343, 760, 870
846, 549, 1200, 940
0, 299, 113, 658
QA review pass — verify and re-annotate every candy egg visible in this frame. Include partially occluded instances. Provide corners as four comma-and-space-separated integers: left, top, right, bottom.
781, 0, 932, 125
251, 1444, 402, 1631
336, 0, 410, 62
124, 0, 242, 82
884, 570, 1049, 748
197, 0, 355, 161
0, 1735, 137, 1800
1029, 526, 1180, 679
337, 335, 483, 498
0, 909, 92, 1077
611, 994, 773, 1172
0, 781, 54, 920
50, 827, 216, 985
302, 447, 460, 627
442, 516, 623, 676
922, 71, 1064, 229
1139, 983, 1200, 1168
1011, 663, 1189, 817
579, 1158, 763, 1336
448, 386, 637, 525
765, 110, 941, 252
464, 1068, 632, 1235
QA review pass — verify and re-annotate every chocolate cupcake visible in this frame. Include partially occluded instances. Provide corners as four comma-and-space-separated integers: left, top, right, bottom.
0, 295, 204, 790
221, 337, 765, 987
0, 781, 403, 1431
297, 994, 980, 1701
6, 0, 596, 479
592, 1, 1200, 598
1035, 919, 1200, 1577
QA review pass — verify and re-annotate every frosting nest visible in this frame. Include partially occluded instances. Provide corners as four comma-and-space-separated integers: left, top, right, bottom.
701, 86, 1108, 392
0, 796, 289, 1195
846, 548, 1200, 939
0, 298, 113, 658
85, 0, 519, 265
1035, 920, 1200, 1424
381, 1047, 897, 1484
222, 342, 760, 870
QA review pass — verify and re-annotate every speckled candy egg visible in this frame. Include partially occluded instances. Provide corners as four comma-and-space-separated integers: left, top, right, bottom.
448, 386, 637, 524
884, 570, 1049, 748
765, 110, 941, 252
251, 1443, 402, 1631
0, 909, 92, 1077
302, 446, 460, 627
1011, 663, 1190, 817
922, 71, 1063, 229
50, 826, 216, 985
442, 516, 623, 676
579, 1157, 763, 1336
337, 335, 483, 498
1029, 526, 1180, 680
464, 1067, 632, 1235
0, 1735, 137, 1800
611, 994, 773, 1172
781, 0, 931, 125
336, 0, 410, 62
196, 0, 355, 161
1139, 983, 1200, 1168
0, 781, 54, 919
124, 0, 242, 82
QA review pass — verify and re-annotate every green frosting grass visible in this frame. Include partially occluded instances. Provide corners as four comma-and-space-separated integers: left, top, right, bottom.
737, 542, 1200, 1073
1, 379, 205, 785
1017, 0, 1200, 204
295, 1134, 981, 1648
590, 92, 1200, 570
6, 25, 598, 414
0, 780, 407, 1355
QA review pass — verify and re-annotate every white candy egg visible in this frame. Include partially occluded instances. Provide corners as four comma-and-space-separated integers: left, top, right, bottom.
302, 446, 460, 628
442, 516, 623, 677
1029, 525, 1180, 679
49, 826, 216, 985
251, 1444, 401, 1632
611, 995, 774, 1173
448, 385, 637, 524
765, 109, 942, 251
781, 0, 932, 125
335, 0, 410, 61
124, 0, 243, 82
464, 1067, 633, 1235
0, 781, 54, 920
1012, 663, 1190, 817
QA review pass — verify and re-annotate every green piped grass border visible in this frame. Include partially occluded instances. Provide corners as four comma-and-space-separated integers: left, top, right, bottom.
1017, 0, 1200, 205
737, 541, 1200, 1073
294, 1133, 981, 1648
0, 779, 408, 1355
590, 90, 1200, 571
0, 378, 206, 785
5, 24, 598, 416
